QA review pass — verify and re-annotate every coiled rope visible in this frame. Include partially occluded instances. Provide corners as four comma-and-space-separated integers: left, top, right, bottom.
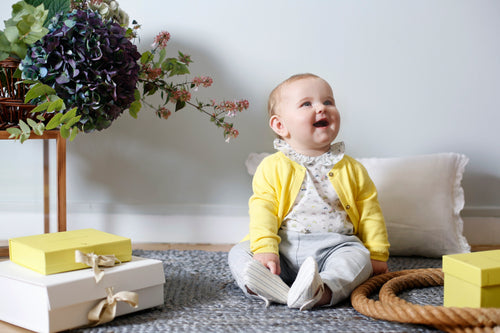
350, 268, 500, 333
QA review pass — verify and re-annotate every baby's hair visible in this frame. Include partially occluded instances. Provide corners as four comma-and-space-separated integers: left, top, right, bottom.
267, 73, 321, 117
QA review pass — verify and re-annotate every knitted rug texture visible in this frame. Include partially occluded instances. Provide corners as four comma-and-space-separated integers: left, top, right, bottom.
69, 249, 444, 333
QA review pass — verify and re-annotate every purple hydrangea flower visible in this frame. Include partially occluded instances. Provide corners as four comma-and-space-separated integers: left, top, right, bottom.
21, 9, 141, 132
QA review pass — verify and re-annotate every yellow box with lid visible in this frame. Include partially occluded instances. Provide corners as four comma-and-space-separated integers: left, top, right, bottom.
442, 249, 500, 308
9, 229, 132, 275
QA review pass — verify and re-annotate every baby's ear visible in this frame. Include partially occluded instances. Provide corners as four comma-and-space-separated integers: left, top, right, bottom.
269, 115, 288, 138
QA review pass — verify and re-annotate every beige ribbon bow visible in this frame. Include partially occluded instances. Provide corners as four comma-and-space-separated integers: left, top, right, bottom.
88, 287, 138, 326
75, 250, 121, 283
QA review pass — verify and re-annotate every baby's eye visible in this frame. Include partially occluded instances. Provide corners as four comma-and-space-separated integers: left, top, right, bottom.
324, 100, 334, 106
301, 101, 312, 107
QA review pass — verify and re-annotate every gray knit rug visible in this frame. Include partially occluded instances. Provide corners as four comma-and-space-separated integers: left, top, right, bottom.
69, 249, 444, 333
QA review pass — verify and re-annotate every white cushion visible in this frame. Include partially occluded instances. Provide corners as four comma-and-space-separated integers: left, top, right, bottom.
357, 153, 470, 257
246, 152, 470, 257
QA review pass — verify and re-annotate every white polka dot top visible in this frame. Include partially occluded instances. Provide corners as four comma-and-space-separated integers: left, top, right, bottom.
274, 139, 354, 235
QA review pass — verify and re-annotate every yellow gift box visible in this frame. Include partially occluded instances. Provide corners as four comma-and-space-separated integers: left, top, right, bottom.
9, 229, 132, 275
443, 249, 500, 308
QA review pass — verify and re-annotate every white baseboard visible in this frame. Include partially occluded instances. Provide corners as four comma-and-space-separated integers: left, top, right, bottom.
68, 212, 250, 244
0, 205, 249, 244
1, 204, 499, 245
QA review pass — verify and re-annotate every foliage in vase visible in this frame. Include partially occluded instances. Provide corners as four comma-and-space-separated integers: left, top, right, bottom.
3, 0, 249, 142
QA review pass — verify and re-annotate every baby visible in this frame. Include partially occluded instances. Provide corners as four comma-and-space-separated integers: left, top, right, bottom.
228, 73, 390, 310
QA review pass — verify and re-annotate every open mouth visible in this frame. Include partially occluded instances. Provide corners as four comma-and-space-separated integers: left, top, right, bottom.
313, 119, 329, 128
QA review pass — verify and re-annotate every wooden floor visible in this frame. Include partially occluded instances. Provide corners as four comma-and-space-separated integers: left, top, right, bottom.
0, 242, 233, 258
131, 243, 234, 252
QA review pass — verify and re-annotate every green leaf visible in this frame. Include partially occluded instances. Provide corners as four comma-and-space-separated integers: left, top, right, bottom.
19, 119, 30, 133
46, 1, 71, 27
17, 18, 33, 36
140, 51, 153, 65
134, 89, 141, 101
64, 115, 81, 128
9, 42, 27, 60
20, 133, 30, 144
45, 112, 63, 130
32, 122, 45, 136
169, 63, 190, 77
21, 79, 39, 85
69, 128, 78, 141
24, 83, 56, 103
31, 101, 50, 113
23, 27, 48, 44
6, 127, 21, 139
60, 124, 70, 138
143, 82, 158, 96
3, 26, 20, 44
47, 98, 64, 113
60, 107, 77, 123
175, 100, 186, 112
161, 60, 173, 72
13, 68, 22, 79
26, 118, 38, 129
129, 100, 141, 119
159, 48, 167, 63
24, 0, 43, 7
0, 51, 9, 61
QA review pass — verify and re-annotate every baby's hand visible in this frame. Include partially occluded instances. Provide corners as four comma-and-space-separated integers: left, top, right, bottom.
253, 252, 281, 275
371, 259, 389, 275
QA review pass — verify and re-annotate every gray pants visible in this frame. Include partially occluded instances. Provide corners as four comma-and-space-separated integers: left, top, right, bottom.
228, 230, 372, 306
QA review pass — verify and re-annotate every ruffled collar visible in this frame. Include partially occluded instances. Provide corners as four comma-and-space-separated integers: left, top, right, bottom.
273, 139, 345, 166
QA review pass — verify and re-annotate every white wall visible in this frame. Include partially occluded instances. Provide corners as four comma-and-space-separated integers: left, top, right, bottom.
1, 0, 499, 244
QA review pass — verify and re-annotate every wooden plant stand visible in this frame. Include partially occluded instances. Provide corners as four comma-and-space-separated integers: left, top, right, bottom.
0, 130, 67, 256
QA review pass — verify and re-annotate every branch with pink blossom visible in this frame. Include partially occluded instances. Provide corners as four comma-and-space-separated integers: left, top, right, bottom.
129, 29, 249, 142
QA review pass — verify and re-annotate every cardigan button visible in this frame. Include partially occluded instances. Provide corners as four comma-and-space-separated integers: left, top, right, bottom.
346, 205, 351, 209
328, 172, 334, 177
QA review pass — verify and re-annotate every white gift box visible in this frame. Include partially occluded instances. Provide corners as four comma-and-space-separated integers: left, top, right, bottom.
0, 256, 165, 333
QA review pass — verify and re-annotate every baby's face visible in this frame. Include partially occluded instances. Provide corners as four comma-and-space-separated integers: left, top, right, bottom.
270, 77, 340, 156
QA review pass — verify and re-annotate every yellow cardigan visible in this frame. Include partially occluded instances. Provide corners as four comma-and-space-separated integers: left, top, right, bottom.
246, 151, 390, 262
